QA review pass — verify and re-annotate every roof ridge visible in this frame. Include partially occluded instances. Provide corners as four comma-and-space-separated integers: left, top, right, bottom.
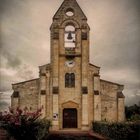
12, 78, 39, 85
89, 63, 100, 68
100, 79, 124, 86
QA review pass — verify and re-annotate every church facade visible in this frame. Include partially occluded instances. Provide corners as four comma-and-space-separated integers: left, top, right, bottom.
11, 0, 125, 130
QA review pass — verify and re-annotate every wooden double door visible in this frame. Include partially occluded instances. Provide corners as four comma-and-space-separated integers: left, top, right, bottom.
63, 108, 77, 128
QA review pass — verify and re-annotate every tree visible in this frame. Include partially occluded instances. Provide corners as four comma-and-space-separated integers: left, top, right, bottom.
125, 104, 140, 121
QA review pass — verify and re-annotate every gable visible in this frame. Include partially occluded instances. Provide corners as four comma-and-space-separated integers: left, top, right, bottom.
53, 0, 87, 20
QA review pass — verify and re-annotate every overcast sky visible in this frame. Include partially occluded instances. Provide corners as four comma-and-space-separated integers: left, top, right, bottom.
0, 0, 140, 110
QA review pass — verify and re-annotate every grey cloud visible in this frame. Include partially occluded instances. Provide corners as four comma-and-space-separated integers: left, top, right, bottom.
0, 64, 38, 91
15, 64, 37, 80
0, 101, 9, 111
1, 49, 22, 68
0, 0, 51, 68
0, 101, 9, 106
0, 71, 16, 91
125, 88, 140, 106
0, 91, 11, 111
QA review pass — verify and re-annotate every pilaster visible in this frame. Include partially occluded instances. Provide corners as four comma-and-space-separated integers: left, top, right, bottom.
93, 75, 101, 121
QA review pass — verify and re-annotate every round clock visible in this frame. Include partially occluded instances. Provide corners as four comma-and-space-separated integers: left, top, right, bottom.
65, 60, 75, 67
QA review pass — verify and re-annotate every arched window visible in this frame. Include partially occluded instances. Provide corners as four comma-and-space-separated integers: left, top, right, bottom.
71, 73, 75, 87
65, 73, 75, 88
65, 25, 75, 48
65, 73, 70, 87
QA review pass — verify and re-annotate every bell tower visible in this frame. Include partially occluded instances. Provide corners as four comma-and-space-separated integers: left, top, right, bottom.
50, 0, 90, 130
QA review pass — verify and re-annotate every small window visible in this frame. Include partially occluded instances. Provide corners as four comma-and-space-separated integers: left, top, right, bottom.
65, 73, 70, 87
65, 73, 75, 88
53, 32, 59, 39
66, 8, 74, 17
12, 91, 19, 98
81, 32, 87, 40
41, 90, 46, 95
96, 104, 98, 109
82, 87, 88, 94
71, 73, 75, 87
94, 90, 99, 95
53, 87, 59, 94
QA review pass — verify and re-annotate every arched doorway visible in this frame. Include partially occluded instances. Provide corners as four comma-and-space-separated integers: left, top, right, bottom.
63, 108, 77, 128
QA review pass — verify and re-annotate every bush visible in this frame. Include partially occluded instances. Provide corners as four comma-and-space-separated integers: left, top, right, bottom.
36, 119, 51, 140
125, 104, 140, 121
130, 114, 140, 121
0, 107, 50, 140
93, 121, 140, 140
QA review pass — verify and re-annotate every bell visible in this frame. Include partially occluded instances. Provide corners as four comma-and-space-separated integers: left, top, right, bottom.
67, 31, 73, 40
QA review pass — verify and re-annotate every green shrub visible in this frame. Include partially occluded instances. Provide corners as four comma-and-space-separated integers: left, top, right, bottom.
93, 121, 140, 140
125, 104, 140, 121
36, 119, 51, 140
130, 114, 140, 121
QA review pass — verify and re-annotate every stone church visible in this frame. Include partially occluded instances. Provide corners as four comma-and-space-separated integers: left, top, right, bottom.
11, 0, 125, 130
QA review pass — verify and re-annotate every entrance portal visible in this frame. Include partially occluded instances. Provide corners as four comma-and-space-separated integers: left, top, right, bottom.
63, 108, 77, 128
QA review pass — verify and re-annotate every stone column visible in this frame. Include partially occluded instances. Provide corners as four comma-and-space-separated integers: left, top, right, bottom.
82, 94, 89, 130
88, 72, 94, 127
46, 71, 50, 119
93, 75, 101, 121
81, 29, 90, 130
118, 97, 125, 122
52, 94, 59, 130
51, 28, 60, 130
40, 74, 46, 118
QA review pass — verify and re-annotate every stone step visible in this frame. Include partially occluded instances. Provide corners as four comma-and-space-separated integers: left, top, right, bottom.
46, 130, 108, 140
46, 134, 95, 140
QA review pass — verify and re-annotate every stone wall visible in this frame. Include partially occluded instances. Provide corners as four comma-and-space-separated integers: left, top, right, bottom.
12, 79, 39, 111
100, 80, 119, 122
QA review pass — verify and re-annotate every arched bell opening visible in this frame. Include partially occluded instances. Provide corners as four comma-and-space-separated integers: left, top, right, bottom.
64, 24, 76, 48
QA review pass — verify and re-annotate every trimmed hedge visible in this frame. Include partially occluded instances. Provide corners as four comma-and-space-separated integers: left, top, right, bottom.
93, 121, 140, 140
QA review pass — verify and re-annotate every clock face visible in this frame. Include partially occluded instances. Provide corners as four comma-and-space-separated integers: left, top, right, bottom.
65, 60, 75, 67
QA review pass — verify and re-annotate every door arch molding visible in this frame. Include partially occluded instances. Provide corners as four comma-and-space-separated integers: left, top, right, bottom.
62, 101, 79, 108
